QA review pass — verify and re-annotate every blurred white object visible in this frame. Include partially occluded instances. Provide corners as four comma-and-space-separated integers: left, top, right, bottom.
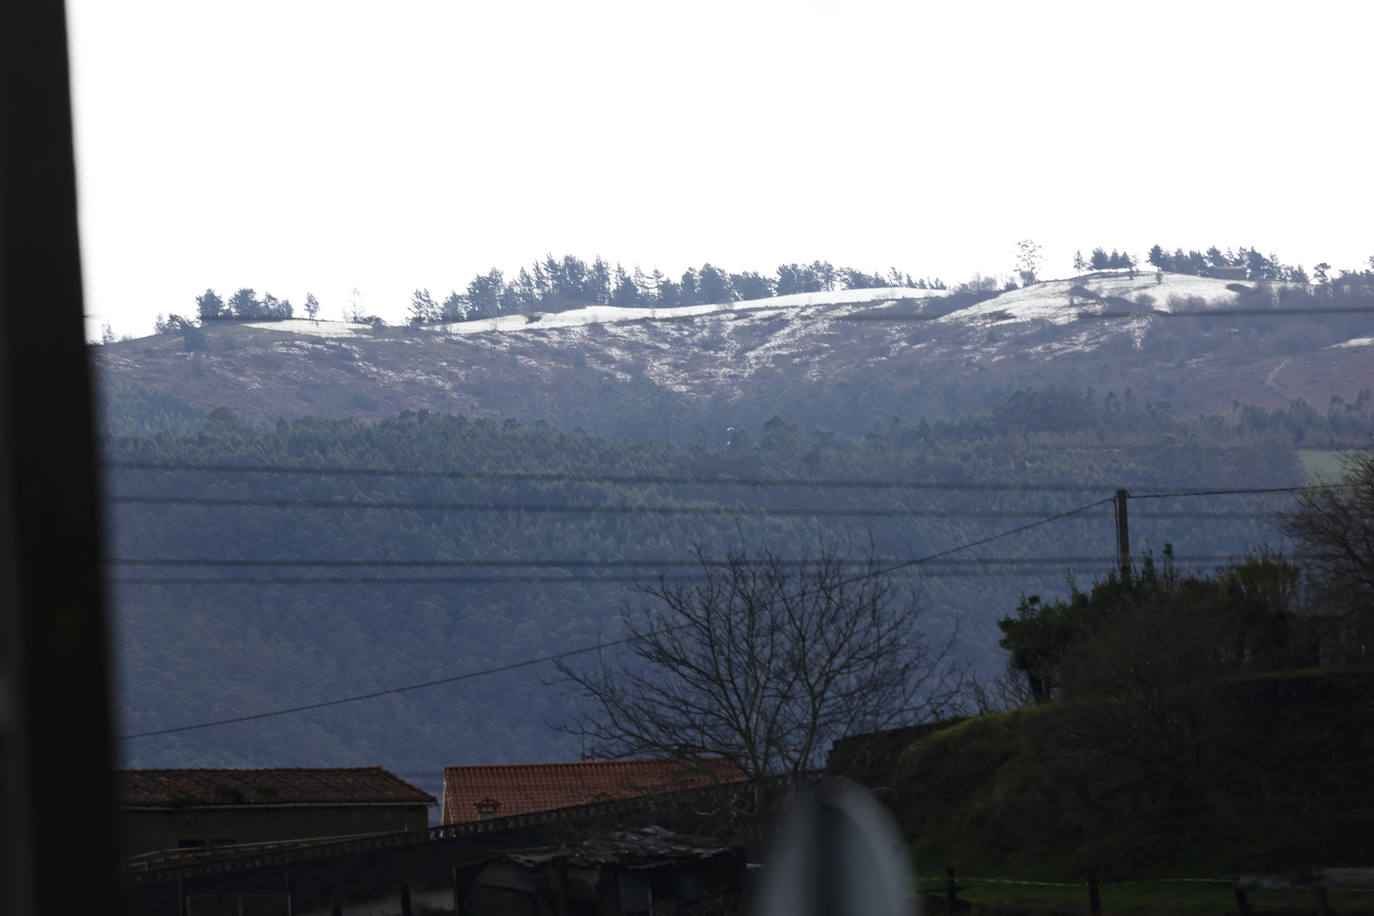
753, 779, 918, 916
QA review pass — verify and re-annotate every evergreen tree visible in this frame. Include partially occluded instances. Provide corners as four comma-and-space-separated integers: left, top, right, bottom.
697, 264, 733, 304
410, 288, 438, 324
657, 275, 681, 309
500, 281, 521, 315
511, 268, 538, 313
648, 269, 668, 305
261, 292, 291, 319
304, 292, 320, 321
228, 287, 260, 319
1245, 248, 1276, 281
440, 290, 469, 321
196, 288, 226, 322
811, 260, 836, 291
560, 255, 588, 304
679, 268, 699, 306
586, 256, 612, 305
533, 260, 553, 305
465, 271, 503, 318
731, 271, 775, 300
776, 263, 805, 295
839, 267, 877, 290
612, 265, 638, 307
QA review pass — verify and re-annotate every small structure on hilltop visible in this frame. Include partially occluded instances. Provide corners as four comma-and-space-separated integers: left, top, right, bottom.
118, 766, 435, 861
442, 758, 744, 826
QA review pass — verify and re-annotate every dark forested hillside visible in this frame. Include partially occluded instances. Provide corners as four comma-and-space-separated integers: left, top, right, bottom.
105, 396, 1319, 787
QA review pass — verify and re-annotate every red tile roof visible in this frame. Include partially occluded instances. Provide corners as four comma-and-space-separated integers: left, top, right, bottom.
442, 758, 745, 825
119, 767, 436, 808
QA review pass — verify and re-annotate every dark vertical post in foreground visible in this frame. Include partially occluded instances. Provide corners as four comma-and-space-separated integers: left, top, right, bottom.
1086, 870, 1101, 916
944, 867, 962, 909
0, 1, 120, 915
1114, 489, 1131, 577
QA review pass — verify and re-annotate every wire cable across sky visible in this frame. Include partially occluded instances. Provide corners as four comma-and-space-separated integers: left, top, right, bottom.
114, 495, 1114, 741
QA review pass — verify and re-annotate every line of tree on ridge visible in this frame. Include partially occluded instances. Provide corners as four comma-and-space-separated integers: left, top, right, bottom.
188, 288, 320, 324
136, 247, 1374, 344
1072, 243, 1374, 285
406, 256, 947, 325
1144, 243, 1309, 283
170, 257, 946, 331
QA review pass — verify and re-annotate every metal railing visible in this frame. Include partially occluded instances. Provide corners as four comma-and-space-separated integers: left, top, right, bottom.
122, 777, 755, 884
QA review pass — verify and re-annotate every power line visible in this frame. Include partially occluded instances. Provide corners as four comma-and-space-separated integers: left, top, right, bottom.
105, 461, 1111, 494
1132, 512, 1282, 519
113, 497, 1113, 740
109, 494, 1119, 519
106, 553, 1244, 569
106, 494, 1291, 519
869, 496, 1115, 579
1129, 484, 1351, 499
106, 462, 1344, 505
104, 496, 1286, 523
107, 566, 1237, 587
114, 639, 634, 741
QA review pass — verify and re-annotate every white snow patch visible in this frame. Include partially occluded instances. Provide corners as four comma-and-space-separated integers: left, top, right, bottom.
1332, 337, 1374, 349
431, 287, 939, 337
940, 273, 1243, 329
244, 319, 373, 338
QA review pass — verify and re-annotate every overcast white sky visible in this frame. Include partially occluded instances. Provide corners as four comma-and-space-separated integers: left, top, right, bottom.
67, 0, 1373, 338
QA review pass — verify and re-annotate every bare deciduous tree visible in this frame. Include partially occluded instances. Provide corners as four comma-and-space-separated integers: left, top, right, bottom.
556, 543, 963, 814
1281, 450, 1374, 646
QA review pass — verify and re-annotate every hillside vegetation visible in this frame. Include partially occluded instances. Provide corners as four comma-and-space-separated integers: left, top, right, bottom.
105, 393, 1333, 779
892, 671, 1374, 878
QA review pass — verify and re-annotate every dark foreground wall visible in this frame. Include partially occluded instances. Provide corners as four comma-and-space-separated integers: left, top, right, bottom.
122, 805, 431, 860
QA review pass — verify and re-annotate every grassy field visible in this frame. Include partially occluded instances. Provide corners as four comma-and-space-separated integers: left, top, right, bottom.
917, 875, 1374, 915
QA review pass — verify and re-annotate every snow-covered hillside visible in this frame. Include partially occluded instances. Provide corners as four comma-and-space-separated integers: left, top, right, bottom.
245, 273, 1247, 345
939, 272, 1243, 327
247, 286, 943, 339
104, 269, 1369, 438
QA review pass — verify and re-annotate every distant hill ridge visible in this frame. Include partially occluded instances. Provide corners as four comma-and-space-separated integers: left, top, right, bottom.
96, 271, 1374, 444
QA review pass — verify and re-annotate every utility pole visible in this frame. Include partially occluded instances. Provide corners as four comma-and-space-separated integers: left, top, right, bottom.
1115, 489, 1131, 578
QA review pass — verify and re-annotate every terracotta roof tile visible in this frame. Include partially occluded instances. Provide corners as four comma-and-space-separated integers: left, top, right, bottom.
442, 758, 744, 825
119, 767, 436, 807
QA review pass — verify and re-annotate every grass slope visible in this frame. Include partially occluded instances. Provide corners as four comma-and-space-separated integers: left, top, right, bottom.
885, 671, 1374, 881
